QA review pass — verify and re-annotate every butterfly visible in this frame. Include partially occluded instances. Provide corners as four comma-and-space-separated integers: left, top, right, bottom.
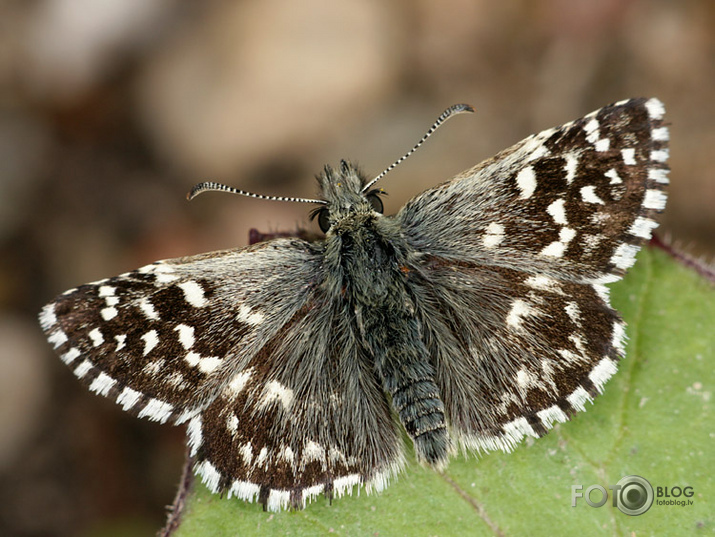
40, 98, 668, 511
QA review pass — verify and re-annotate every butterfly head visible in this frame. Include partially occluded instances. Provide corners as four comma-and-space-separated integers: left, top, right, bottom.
312, 159, 384, 234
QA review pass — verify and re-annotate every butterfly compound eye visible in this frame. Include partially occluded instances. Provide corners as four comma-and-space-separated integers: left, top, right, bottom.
367, 192, 384, 214
317, 208, 331, 233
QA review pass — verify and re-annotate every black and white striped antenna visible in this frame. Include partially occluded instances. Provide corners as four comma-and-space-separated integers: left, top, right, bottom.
187, 103, 474, 204
361, 103, 474, 193
187, 181, 326, 204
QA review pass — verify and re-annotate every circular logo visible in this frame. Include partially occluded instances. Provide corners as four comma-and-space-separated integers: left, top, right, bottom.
615, 475, 654, 516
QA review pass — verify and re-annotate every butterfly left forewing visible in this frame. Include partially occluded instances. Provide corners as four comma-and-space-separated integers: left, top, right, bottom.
399, 98, 668, 284
40, 238, 324, 425
399, 98, 668, 455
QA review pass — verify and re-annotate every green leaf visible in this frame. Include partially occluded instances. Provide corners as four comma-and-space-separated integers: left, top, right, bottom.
172, 248, 714, 536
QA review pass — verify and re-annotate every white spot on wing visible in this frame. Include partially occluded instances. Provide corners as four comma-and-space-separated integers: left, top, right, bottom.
526, 143, 550, 162
101, 307, 117, 321
139, 298, 160, 320
117, 386, 142, 410
621, 148, 636, 165
141, 330, 159, 356
628, 216, 659, 239
566, 387, 592, 411
605, 168, 622, 184
612, 321, 626, 354
515, 368, 531, 388
515, 166, 537, 199
226, 414, 239, 435
611, 243, 640, 270
237, 305, 264, 326
138, 398, 173, 423
580, 186, 605, 204
175, 324, 195, 349
74, 359, 92, 379
226, 370, 252, 397
48, 330, 68, 349
589, 358, 618, 391
524, 275, 562, 294
503, 417, 536, 443
643, 189, 667, 210
228, 480, 260, 502
187, 415, 203, 455
645, 98, 665, 120
565, 302, 582, 325
184, 352, 222, 374
195, 460, 221, 493
302, 484, 326, 507
537, 405, 568, 428
178, 281, 207, 308
547, 199, 568, 224
155, 272, 179, 283
88, 328, 104, 347
595, 137, 610, 152
482, 222, 505, 248
115, 334, 126, 351
89, 372, 116, 396
98, 285, 116, 297
255, 447, 269, 468
266, 490, 290, 512
303, 441, 326, 465
240, 443, 253, 465
564, 153, 578, 184
648, 168, 669, 184
61, 347, 80, 365
541, 241, 566, 258
652, 126, 669, 141
39, 304, 57, 330
506, 299, 535, 328
540, 227, 576, 258
260, 380, 294, 409
651, 149, 669, 163
592, 283, 610, 304
583, 118, 599, 135
278, 446, 295, 464
333, 474, 361, 497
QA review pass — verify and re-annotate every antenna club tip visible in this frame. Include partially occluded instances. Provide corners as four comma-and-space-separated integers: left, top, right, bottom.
187, 181, 212, 201
452, 103, 475, 114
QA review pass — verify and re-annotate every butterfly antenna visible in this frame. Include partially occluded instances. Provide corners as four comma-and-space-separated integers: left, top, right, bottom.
361, 103, 475, 193
187, 181, 327, 205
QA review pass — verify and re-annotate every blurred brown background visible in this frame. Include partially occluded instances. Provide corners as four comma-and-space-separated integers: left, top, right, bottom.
1, 1, 713, 535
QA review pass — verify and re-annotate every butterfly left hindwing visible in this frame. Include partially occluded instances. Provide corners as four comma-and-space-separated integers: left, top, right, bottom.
190, 291, 404, 510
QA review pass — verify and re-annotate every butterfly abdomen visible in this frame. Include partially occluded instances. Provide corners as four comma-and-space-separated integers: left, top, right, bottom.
334, 218, 452, 467
376, 330, 451, 468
